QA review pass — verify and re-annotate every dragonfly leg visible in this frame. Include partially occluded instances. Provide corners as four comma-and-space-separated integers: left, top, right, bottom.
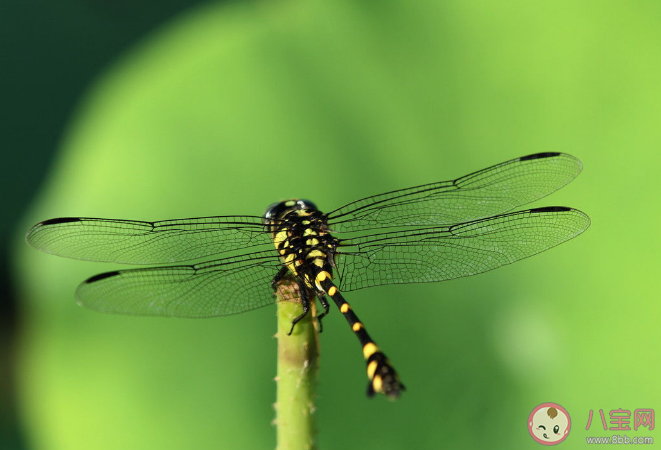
316, 294, 330, 333
271, 266, 289, 291
287, 279, 311, 336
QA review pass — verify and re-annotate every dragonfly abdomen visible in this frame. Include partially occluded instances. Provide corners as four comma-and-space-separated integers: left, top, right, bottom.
314, 271, 404, 399
265, 199, 404, 397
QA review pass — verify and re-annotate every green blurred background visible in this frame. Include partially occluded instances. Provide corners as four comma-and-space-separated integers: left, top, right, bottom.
3, 1, 661, 449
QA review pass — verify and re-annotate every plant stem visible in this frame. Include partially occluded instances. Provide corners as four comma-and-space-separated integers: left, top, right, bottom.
275, 277, 319, 450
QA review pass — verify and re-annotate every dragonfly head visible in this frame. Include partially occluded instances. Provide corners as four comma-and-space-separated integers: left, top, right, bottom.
264, 199, 317, 222
263, 199, 318, 231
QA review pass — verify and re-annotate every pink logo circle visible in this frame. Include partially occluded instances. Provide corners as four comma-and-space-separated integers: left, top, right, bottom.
528, 403, 571, 445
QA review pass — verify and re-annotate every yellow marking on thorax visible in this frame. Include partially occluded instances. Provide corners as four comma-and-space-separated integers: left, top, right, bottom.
307, 250, 324, 259
362, 342, 378, 359
306, 238, 320, 246
273, 230, 291, 262
275, 231, 300, 274
340, 303, 350, 314
303, 228, 316, 236
274, 230, 288, 246
312, 259, 324, 268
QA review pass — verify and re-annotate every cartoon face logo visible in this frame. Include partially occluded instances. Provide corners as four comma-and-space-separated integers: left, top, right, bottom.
528, 403, 571, 445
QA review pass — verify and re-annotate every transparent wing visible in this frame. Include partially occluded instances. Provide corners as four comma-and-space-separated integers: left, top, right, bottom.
326, 153, 583, 232
26, 216, 271, 264
75, 250, 284, 317
335, 207, 590, 291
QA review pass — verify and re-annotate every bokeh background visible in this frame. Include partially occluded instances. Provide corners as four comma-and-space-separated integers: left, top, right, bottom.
3, 1, 661, 449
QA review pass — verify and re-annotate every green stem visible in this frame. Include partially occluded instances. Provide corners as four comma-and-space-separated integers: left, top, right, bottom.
275, 277, 319, 450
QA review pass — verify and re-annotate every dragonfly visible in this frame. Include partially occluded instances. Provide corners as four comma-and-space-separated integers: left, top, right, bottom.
26, 152, 590, 398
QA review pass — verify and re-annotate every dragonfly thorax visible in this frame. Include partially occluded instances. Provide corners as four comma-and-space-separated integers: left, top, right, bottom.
264, 199, 336, 289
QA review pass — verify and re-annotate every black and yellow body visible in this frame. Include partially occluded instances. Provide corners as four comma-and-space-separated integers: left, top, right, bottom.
264, 199, 405, 398
26, 152, 590, 399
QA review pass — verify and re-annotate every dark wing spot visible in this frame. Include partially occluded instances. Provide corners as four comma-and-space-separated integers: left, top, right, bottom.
519, 152, 561, 161
85, 271, 121, 283
40, 217, 82, 226
529, 206, 572, 213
